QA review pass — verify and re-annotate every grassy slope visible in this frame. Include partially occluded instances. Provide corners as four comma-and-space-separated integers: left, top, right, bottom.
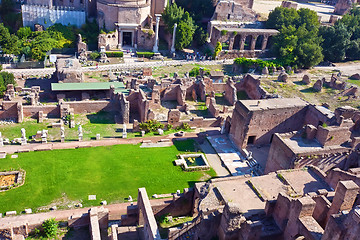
0, 142, 215, 214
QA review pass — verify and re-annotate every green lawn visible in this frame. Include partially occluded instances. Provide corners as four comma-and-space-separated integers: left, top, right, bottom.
0, 142, 216, 214
0, 112, 193, 142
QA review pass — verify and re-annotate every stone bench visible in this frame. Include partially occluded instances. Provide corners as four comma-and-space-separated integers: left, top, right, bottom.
142, 140, 152, 143
160, 139, 170, 142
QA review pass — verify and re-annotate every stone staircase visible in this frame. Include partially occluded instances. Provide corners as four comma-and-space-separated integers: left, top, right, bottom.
168, 215, 202, 240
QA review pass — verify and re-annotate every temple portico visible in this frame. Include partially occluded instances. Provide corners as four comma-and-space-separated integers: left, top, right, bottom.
115, 23, 139, 49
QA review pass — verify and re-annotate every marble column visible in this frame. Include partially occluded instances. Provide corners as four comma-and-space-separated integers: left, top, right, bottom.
153, 14, 161, 53
250, 35, 258, 50
261, 36, 269, 50
171, 23, 177, 53
240, 36, 246, 51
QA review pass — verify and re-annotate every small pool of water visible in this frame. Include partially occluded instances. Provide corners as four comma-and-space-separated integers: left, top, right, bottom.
185, 156, 206, 167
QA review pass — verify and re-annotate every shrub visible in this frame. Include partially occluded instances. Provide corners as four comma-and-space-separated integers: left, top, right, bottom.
166, 124, 173, 130
42, 218, 59, 238
189, 66, 210, 77
139, 120, 164, 133
213, 41, 222, 58
234, 57, 282, 73
89, 51, 100, 60
136, 52, 155, 58
221, 30, 228, 36
105, 51, 124, 57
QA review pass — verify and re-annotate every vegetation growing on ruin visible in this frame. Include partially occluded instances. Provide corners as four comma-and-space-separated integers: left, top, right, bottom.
0, 143, 216, 214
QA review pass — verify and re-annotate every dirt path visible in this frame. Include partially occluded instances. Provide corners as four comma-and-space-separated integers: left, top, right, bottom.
0, 131, 209, 155
0, 198, 172, 229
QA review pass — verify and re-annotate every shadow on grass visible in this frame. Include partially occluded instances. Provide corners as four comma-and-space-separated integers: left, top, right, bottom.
293, 80, 307, 86
86, 111, 115, 124
189, 109, 209, 117
300, 87, 316, 93
173, 139, 197, 152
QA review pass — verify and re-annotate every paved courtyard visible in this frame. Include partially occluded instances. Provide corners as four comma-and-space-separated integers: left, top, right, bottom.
253, 0, 336, 22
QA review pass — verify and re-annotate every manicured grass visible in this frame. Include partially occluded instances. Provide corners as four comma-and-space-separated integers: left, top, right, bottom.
0, 143, 216, 214
0, 112, 193, 142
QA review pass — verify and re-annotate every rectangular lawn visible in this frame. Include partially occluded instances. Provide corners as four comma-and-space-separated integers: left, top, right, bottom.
0, 143, 215, 214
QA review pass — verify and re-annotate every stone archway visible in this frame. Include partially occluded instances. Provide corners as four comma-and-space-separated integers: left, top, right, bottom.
244, 35, 252, 50
233, 35, 241, 50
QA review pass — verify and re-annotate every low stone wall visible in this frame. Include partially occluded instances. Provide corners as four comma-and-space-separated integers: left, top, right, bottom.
67, 101, 113, 114
23, 105, 59, 118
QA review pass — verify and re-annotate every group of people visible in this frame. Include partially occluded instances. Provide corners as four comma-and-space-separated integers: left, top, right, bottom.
185, 53, 212, 61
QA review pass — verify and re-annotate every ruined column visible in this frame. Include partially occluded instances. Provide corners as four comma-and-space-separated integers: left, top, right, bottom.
152, 14, 161, 53
261, 35, 269, 50
240, 36, 246, 50
327, 180, 359, 220
171, 23, 177, 53
250, 35, 258, 51
0, 132, 3, 147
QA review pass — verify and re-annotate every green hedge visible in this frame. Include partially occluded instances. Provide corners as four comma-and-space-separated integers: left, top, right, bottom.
105, 52, 124, 57
136, 52, 154, 58
234, 57, 282, 73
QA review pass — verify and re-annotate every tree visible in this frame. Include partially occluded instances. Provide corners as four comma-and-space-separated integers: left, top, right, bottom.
319, 23, 351, 62
176, 0, 215, 23
0, 71, 15, 97
162, 3, 184, 33
17, 27, 32, 40
0, 23, 19, 55
194, 27, 208, 46
266, 7, 299, 30
267, 7, 323, 68
175, 12, 196, 50
346, 39, 360, 60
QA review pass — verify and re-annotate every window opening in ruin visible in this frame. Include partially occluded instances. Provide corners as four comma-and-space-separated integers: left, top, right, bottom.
227, 14, 231, 20
123, 32, 132, 46
248, 136, 256, 145
318, 121, 323, 127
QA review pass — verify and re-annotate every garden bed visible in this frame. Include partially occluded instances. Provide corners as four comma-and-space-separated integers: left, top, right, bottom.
0, 170, 25, 191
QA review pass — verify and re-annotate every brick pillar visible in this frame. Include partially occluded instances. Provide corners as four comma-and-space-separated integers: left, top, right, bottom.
261, 35, 269, 50
240, 36, 246, 50
250, 35, 258, 51
229, 37, 234, 50
327, 180, 359, 220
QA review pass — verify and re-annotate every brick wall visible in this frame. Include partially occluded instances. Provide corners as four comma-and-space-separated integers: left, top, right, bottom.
23, 105, 59, 118
0, 101, 18, 120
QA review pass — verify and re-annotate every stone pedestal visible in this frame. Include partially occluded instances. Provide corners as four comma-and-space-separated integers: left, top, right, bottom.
78, 136, 83, 141
0, 138, 3, 147
41, 137, 47, 144
61, 137, 65, 143
96, 134, 100, 140
21, 138, 27, 145
141, 131, 145, 137
122, 132, 127, 139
